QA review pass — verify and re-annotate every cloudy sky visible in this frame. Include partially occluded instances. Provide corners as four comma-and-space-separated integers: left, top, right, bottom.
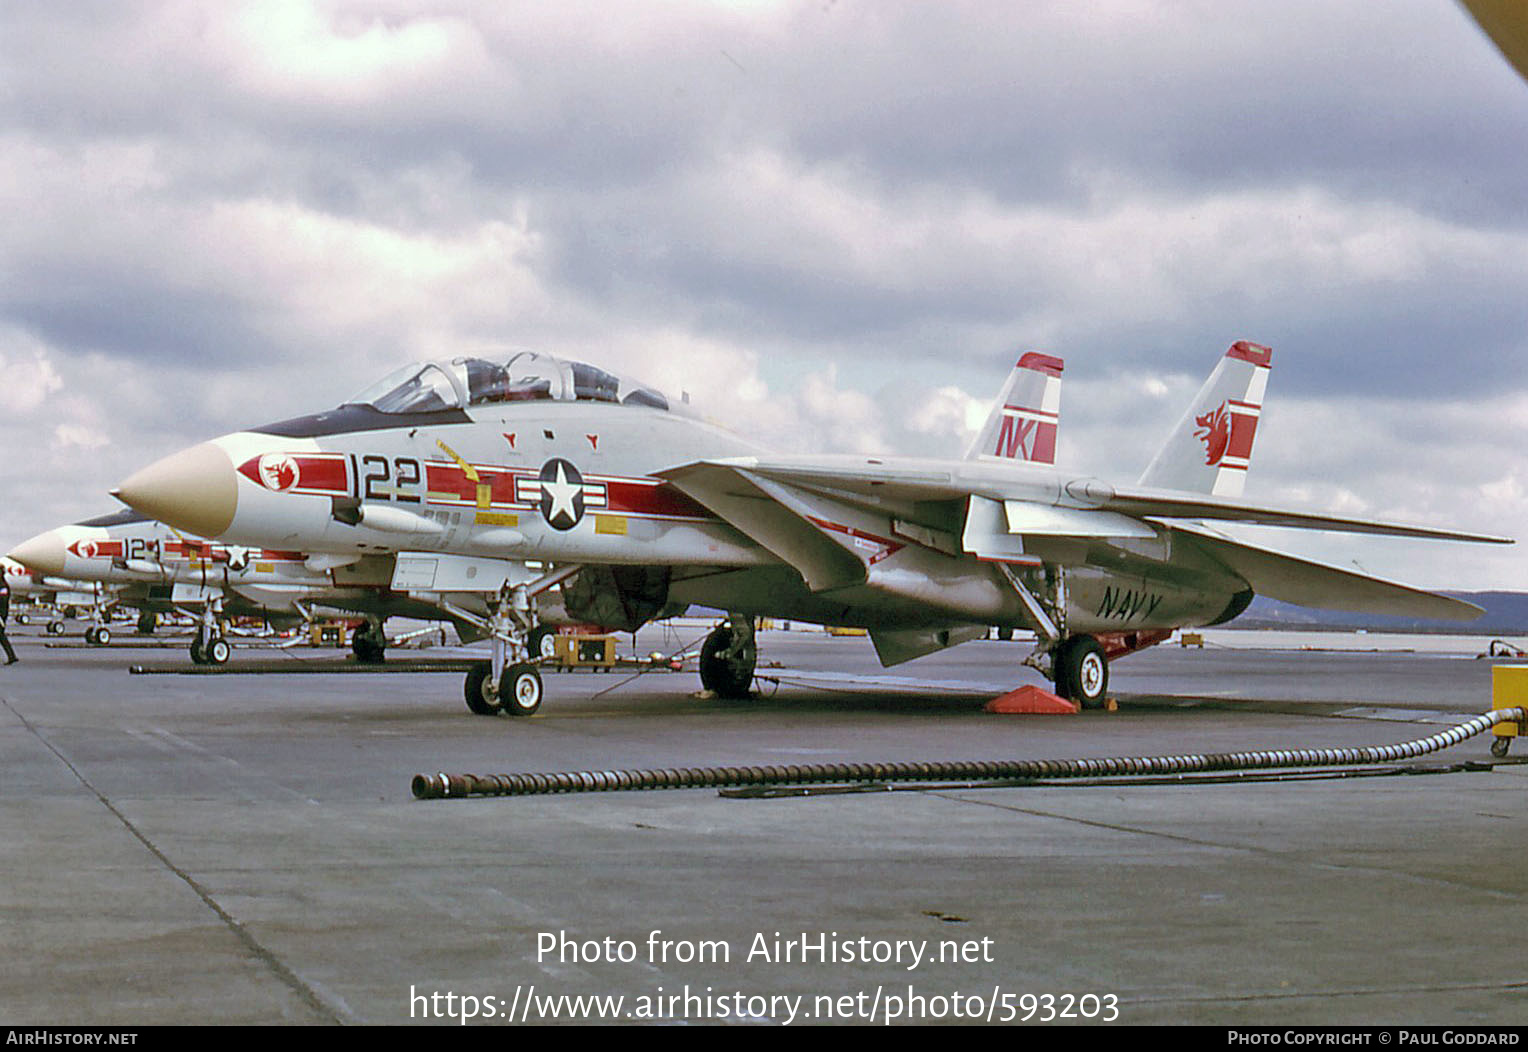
3, 0, 1526, 591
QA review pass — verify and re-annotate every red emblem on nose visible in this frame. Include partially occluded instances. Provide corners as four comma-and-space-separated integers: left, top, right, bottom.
1194, 401, 1231, 466
257, 453, 299, 492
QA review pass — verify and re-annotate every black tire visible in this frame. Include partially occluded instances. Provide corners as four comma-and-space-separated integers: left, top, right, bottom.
206, 636, 231, 665
996, 627, 1014, 641
1492, 737, 1512, 758
136, 611, 157, 635
499, 662, 544, 717
47, 621, 65, 636
699, 624, 755, 699
93, 627, 111, 646
529, 624, 558, 661
15, 614, 28, 626
1054, 636, 1108, 708
189, 639, 205, 665
464, 662, 500, 716
351, 623, 385, 664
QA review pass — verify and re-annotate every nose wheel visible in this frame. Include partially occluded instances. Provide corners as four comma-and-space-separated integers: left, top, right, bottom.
463, 660, 544, 717
190, 632, 230, 665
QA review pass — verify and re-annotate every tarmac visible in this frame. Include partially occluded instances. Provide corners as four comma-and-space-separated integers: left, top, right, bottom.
2, 621, 1526, 1026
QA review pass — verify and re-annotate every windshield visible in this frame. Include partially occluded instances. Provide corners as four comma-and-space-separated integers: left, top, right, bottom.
347, 363, 463, 413
346, 352, 676, 414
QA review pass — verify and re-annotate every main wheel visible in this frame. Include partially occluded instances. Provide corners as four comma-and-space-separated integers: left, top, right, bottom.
47, 621, 65, 636
91, 626, 111, 646
189, 638, 206, 664
205, 636, 231, 665
136, 611, 158, 634
464, 662, 501, 716
16, 614, 28, 626
699, 624, 756, 699
1054, 636, 1109, 708
529, 624, 558, 662
351, 622, 385, 664
499, 662, 544, 717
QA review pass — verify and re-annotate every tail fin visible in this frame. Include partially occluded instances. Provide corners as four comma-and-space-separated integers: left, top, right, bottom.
1137, 340, 1271, 496
964, 352, 1063, 464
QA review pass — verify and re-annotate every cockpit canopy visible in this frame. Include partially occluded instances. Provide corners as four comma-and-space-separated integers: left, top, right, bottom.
345, 351, 676, 415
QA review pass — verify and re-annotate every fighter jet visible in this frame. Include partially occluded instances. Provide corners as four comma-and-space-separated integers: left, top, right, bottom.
115, 344, 1508, 715
8, 510, 577, 665
1, 554, 115, 634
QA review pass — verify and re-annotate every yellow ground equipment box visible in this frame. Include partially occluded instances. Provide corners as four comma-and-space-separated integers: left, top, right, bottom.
555, 634, 617, 669
1490, 665, 1527, 750
1179, 632, 1205, 648
311, 621, 348, 647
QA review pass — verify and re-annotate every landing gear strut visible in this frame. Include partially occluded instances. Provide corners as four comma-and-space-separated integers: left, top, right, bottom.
451, 565, 583, 717
189, 597, 229, 666
699, 615, 757, 698
998, 562, 1111, 708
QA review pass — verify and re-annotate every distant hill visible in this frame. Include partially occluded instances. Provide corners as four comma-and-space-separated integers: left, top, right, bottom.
1231, 592, 1528, 635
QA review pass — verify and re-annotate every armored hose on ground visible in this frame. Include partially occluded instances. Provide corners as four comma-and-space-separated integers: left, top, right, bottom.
411, 706, 1526, 800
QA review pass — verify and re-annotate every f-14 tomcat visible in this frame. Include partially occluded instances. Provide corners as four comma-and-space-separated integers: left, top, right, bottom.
0, 555, 107, 629
116, 343, 1508, 715
8, 510, 573, 665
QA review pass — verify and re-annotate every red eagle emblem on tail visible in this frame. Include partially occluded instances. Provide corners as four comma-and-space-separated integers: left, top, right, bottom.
1194, 401, 1231, 466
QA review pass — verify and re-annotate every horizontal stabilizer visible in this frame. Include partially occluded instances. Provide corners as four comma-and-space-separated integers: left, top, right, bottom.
1167, 521, 1484, 622
1108, 487, 1513, 544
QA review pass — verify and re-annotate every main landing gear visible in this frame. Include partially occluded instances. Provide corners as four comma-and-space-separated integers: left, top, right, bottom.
995, 562, 1110, 708
699, 615, 757, 699
351, 618, 387, 664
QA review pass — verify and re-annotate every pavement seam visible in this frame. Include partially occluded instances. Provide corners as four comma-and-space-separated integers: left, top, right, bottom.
0, 692, 349, 1025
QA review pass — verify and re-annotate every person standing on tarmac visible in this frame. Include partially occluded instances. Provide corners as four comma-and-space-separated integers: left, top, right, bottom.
0, 574, 18, 664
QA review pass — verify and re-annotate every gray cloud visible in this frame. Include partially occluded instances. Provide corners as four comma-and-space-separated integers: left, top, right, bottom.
0, 0, 1523, 589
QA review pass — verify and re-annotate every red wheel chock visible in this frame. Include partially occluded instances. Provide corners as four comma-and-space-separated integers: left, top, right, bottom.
985, 685, 1079, 715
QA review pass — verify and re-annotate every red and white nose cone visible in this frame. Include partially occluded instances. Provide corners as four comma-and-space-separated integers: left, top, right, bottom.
116, 442, 238, 540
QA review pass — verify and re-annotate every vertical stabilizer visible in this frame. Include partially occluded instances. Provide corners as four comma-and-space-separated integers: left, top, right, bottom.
1137, 341, 1271, 496
964, 352, 1063, 464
